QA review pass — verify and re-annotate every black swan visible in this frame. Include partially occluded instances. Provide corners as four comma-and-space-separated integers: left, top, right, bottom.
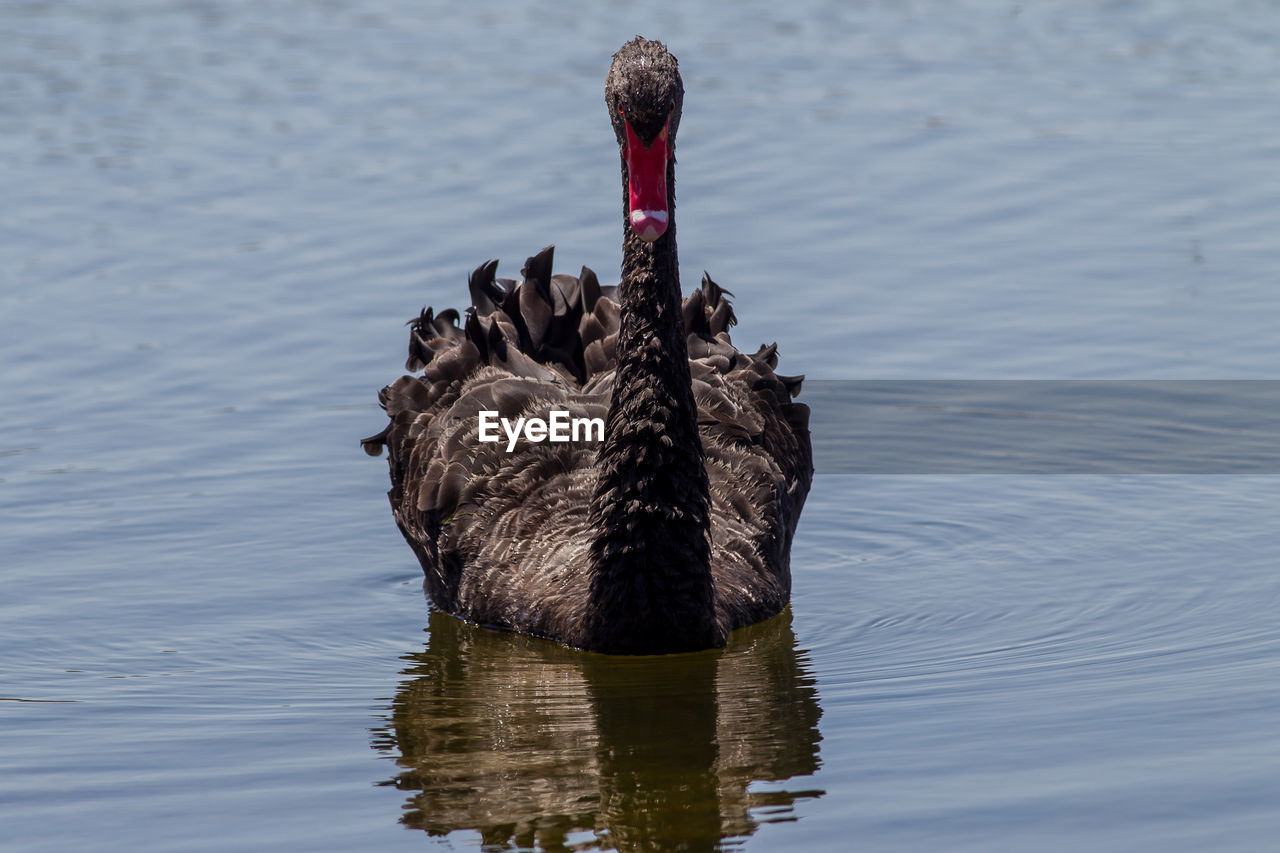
363, 37, 812, 654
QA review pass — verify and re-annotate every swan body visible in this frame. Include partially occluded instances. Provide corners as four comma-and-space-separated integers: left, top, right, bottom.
364, 38, 812, 654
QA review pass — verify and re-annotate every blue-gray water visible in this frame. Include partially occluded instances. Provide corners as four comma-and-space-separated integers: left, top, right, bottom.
3, 1, 1280, 850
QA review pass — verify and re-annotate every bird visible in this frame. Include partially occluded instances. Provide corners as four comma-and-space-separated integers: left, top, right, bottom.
363, 36, 812, 654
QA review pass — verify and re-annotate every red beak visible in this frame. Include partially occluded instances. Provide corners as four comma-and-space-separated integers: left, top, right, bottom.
623, 118, 670, 242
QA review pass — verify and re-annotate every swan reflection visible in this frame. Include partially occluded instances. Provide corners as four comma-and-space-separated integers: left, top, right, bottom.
372, 606, 823, 850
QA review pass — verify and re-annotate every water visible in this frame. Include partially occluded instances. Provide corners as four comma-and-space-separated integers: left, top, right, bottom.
3, 1, 1280, 850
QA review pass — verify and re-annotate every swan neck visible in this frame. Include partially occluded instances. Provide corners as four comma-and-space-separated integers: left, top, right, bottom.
582, 169, 719, 653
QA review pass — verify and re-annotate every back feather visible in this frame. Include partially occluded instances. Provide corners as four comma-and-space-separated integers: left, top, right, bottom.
364, 246, 812, 644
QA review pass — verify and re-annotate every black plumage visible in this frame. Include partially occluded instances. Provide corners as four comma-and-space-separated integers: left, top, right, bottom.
363, 37, 812, 654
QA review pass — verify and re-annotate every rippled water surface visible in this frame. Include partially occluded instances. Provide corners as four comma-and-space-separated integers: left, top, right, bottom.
4, 1, 1280, 850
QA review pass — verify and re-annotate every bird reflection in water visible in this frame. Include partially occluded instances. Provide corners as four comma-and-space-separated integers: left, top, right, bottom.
371, 606, 824, 850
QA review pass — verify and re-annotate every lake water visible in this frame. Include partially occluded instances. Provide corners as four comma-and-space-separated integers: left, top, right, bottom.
3, 1, 1279, 850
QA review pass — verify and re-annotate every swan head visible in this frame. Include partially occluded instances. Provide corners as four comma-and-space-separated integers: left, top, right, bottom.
606, 37, 683, 243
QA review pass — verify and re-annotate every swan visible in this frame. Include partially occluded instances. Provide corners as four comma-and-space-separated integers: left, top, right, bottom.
363, 37, 812, 654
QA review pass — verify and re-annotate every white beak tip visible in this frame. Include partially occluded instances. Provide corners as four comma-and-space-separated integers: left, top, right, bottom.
629, 209, 669, 242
